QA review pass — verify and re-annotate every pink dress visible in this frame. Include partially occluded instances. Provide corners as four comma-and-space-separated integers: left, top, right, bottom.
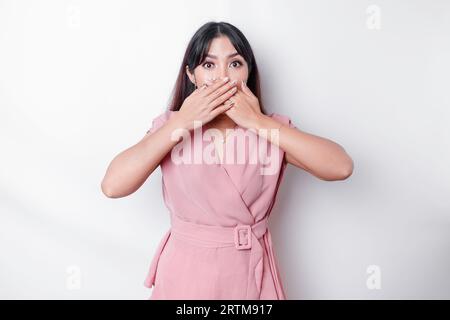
143, 110, 296, 300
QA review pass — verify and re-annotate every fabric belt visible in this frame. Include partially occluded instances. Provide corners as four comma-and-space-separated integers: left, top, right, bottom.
144, 214, 286, 299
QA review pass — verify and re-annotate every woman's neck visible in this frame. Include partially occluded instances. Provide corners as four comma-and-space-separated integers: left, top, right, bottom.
206, 114, 236, 130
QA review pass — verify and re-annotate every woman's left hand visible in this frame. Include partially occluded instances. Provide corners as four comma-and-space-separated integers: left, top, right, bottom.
224, 80, 264, 129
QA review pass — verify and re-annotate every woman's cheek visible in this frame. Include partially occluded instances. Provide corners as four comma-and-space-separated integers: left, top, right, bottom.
194, 69, 216, 85
233, 70, 248, 85
232, 75, 247, 89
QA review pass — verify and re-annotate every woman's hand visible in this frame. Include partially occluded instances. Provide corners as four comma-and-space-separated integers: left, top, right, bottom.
173, 77, 238, 131
224, 80, 264, 129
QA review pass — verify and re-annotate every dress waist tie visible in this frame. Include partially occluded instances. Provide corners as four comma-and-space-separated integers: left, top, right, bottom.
144, 214, 286, 299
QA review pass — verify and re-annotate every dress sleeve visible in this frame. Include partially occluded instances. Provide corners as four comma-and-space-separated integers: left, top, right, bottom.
145, 110, 171, 135
269, 112, 297, 129
268, 113, 297, 165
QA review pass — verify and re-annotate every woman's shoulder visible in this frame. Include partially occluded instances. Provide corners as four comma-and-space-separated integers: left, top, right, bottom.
146, 109, 177, 134
156, 109, 177, 121
268, 112, 296, 128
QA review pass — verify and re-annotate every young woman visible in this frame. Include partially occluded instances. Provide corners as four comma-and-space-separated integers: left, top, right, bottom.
101, 21, 353, 300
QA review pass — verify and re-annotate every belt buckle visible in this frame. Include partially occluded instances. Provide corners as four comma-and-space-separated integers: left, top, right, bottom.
234, 225, 252, 250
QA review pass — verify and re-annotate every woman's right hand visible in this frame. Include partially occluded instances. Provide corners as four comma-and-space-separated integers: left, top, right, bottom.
174, 77, 238, 131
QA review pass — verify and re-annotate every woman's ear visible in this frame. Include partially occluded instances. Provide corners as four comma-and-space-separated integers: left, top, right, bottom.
185, 65, 196, 86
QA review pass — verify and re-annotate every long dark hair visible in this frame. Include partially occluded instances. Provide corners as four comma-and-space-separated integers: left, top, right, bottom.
167, 21, 266, 114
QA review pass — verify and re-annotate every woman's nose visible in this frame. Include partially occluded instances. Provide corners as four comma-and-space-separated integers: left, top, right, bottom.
218, 72, 229, 80
217, 67, 230, 80
207, 68, 229, 82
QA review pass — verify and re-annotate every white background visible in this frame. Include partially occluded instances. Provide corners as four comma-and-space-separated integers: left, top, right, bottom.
1, 0, 449, 299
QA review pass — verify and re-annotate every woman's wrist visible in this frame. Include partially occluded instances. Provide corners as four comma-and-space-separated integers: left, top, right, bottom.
169, 112, 190, 132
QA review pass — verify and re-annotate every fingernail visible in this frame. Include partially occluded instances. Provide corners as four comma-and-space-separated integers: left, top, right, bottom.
231, 79, 237, 85
223, 77, 229, 82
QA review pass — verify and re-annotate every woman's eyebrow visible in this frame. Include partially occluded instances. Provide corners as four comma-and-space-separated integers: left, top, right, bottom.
206, 52, 241, 59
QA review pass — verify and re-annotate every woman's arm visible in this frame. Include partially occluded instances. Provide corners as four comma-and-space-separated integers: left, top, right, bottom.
254, 114, 354, 181
100, 114, 185, 198
101, 79, 240, 198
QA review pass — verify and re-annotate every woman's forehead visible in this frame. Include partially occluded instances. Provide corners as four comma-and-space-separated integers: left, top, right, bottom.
206, 36, 239, 57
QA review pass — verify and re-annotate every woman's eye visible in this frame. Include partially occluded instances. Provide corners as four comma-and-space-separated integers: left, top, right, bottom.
230, 60, 242, 68
202, 62, 214, 69
202, 60, 242, 69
